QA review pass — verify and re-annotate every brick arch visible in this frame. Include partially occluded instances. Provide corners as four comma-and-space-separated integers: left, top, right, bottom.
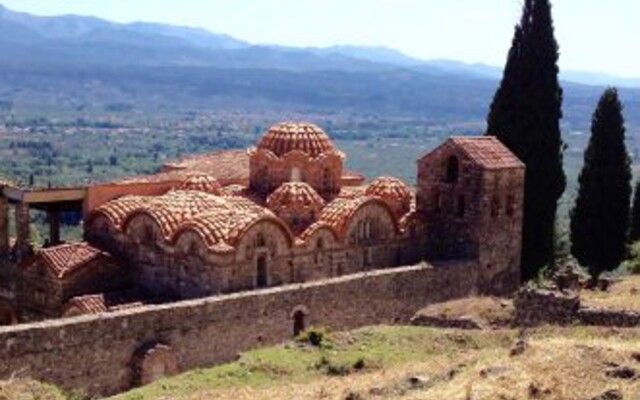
132, 343, 180, 387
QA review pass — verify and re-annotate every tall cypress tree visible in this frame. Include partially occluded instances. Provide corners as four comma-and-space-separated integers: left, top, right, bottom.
487, 0, 565, 281
630, 182, 640, 242
570, 88, 631, 279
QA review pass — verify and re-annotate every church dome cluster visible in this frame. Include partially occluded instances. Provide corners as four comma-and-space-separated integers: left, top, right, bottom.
79, 121, 446, 302
10, 121, 525, 324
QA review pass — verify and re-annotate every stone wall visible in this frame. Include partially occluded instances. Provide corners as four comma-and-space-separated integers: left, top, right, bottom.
514, 288, 581, 327
0, 261, 480, 397
514, 287, 640, 328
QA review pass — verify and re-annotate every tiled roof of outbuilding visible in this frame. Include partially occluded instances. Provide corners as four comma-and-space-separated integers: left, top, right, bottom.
449, 136, 524, 169
29, 242, 115, 280
63, 292, 144, 316
257, 122, 335, 158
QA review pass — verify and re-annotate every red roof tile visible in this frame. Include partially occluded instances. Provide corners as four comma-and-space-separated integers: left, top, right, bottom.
32, 242, 115, 280
449, 136, 524, 170
258, 122, 335, 158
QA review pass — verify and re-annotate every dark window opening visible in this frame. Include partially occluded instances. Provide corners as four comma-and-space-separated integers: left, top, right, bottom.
491, 196, 501, 218
457, 195, 466, 217
445, 156, 459, 183
256, 255, 268, 288
506, 195, 515, 217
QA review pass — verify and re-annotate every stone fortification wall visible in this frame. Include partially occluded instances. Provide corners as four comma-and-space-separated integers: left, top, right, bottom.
0, 261, 479, 397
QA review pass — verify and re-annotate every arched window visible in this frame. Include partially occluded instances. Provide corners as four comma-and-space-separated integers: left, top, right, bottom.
256, 233, 266, 247
314, 238, 324, 264
445, 156, 459, 183
322, 168, 334, 193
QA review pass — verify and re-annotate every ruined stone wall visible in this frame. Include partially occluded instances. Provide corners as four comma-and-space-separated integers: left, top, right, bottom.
0, 261, 478, 397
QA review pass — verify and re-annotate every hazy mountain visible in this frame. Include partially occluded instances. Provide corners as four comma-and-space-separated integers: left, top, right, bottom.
0, 3, 637, 129
125, 22, 249, 50
0, 3, 637, 88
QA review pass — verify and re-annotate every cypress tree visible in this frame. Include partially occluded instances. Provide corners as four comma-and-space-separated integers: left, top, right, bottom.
630, 182, 640, 242
486, 0, 565, 280
570, 88, 631, 279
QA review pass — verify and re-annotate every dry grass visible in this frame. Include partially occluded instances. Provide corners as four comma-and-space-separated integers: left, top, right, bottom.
581, 275, 640, 311
413, 296, 514, 328
0, 378, 65, 400
179, 327, 640, 400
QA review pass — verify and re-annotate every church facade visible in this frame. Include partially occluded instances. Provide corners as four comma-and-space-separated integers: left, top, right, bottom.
0, 122, 525, 324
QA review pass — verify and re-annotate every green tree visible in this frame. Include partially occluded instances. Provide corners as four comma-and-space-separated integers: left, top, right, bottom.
630, 182, 640, 242
486, 0, 565, 280
570, 88, 631, 279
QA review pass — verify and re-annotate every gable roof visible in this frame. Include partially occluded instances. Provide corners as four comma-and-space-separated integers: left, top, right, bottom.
448, 136, 524, 169
420, 136, 524, 170
28, 242, 115, 280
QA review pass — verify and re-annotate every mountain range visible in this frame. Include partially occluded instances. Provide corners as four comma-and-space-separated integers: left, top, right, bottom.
0, 3, 637, 130
0, 4, 637, 87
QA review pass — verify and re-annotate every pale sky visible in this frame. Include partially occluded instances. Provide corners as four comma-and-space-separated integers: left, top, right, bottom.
2, 0, 639, 77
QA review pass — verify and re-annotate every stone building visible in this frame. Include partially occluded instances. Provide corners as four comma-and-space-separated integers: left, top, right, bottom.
0, 122, 525, 324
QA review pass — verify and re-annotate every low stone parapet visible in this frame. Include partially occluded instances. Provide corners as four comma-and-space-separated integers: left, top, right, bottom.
578, 308, 640, 328
513, 287, 580, 327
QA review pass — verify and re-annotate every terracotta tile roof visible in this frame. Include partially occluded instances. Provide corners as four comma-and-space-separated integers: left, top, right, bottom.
267, 182, 325, 213
123, 190, 234, 239
177, 173, 222, 195
90, 195, 148, 229
365, 176, 413, 211
174, 207, 291, 252
97, 188, 291, 253
162, 150, 250, 183
449, 136, 524, 169
257, 122, 335, 158
318, 196, 395, 238
63, 292, 144, 316
298, 221, 339, 242
338, 185, 367, 199
31, 242, 115, 280
221, 184, 247, 196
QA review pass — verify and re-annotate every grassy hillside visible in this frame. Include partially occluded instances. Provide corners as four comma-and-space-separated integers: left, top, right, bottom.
109, 325, 640, 400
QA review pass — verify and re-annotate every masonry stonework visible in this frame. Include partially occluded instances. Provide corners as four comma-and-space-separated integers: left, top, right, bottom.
0, 262, 478, 397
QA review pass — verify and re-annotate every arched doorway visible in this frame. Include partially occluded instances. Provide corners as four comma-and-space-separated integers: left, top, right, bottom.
291, 306, 309, 337
132, 343, 180, 386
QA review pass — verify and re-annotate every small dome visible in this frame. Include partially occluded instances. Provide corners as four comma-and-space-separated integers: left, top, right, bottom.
267, 182, 326, 212
257, 122, 335, 158
178, 173, 222, 195
365, 176, 412, 216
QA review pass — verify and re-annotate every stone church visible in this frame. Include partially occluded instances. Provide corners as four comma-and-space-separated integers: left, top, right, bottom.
0, 122, 525, 324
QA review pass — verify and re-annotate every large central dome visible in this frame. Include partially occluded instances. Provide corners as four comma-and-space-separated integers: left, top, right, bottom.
257, 122, 335, 158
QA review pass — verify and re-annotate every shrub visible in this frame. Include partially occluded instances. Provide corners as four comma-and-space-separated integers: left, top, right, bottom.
295, 327, 332, 348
